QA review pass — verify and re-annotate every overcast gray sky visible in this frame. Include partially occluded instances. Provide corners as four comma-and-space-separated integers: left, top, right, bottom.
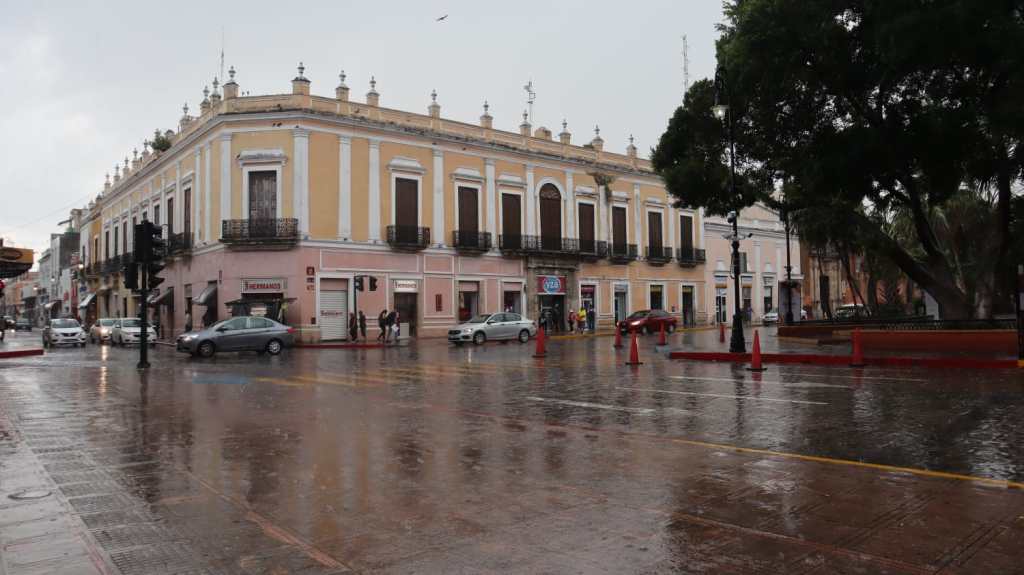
0, 0, 724, 258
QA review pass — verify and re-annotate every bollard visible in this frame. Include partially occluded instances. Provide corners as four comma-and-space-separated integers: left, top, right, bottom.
747, 329, 766, 372
658, 321, 667, 346
719, 322, 726, 343
533, 326, 547, 358
850, 328, 865, 367
613, 325, 623, 349
626, 329, 643, 366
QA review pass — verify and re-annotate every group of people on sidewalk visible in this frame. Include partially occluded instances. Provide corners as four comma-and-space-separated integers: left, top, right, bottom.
348, 309, 402, 343
540, 305, 597, 334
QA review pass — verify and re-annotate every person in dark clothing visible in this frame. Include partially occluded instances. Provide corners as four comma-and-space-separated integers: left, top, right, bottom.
358, 311, 367, 341
348, 312, 358, 342
377, 310, 388, 342
587, 306, 596, 332
384, 310, 397, 343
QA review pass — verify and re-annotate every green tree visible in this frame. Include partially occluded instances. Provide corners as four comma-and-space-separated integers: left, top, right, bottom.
653, 0, 1023, 318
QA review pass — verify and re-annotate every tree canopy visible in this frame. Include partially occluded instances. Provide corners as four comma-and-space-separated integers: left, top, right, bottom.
653, 0, 1023, 318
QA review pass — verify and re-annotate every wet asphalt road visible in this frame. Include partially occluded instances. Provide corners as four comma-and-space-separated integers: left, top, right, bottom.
1, 329, 1023, 574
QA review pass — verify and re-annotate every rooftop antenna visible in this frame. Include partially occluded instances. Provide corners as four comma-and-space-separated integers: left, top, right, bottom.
219, 26, 225, 83
523, 80, 536, 124
682, 34, 690, 100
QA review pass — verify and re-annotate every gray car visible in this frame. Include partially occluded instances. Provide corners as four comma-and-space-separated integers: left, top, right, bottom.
176, 316, 295, 357
448, 312, 537, 346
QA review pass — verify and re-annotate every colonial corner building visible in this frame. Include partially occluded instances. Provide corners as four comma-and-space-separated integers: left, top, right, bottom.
75, 64, 800, 341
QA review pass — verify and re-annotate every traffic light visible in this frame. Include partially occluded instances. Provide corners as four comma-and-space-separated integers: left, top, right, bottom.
0, 280, 5, 299
133, 222, 150, 263
369, 276, 378, 291
147, 260, 165, 290
124, 263, 138, 291
147, 223, 166, 290
354, 276, 364, 291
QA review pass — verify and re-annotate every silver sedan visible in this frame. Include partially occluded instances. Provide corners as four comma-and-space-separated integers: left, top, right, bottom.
176, 316, 295, 357
448, 313, 537, 345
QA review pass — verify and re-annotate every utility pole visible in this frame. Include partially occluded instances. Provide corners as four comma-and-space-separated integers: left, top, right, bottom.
523, 81, 536, 124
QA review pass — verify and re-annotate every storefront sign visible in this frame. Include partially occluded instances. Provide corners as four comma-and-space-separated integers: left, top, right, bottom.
241, 278, 287, 293
537, 275, 566, 295
581, 284, 596, 295
394, 280, 419, 293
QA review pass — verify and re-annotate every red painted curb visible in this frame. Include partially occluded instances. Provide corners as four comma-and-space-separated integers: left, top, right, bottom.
295, 343, 387, 349
0, 348, 45, 359
668, 351, 1018, 369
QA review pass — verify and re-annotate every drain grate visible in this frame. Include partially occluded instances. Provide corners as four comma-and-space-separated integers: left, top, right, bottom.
32, 445, 80, 454
50, 470, 113, 485
44, 460, 96, 473
68, 493, 138, 514
108, 543, 207, 575
78, 509, 157, 529
59, 481, 123, 498
91, 524, 184, 550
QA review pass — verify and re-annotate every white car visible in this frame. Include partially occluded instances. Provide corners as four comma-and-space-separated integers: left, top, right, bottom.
112, 318, 157, 346
42, 318, 88, 348
761, 311, 779, 324
90, 318, 117, 344
448, 312, 537, 345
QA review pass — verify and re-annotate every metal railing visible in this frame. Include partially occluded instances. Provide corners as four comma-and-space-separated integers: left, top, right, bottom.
387, 225, 431, 250
578, 239, 608, 260
168, 232, 193, 255
676, 247, 707, 266
608, 243, 638, 263
102, 254, 124, 274
221, 218, 299, 245
497, 235, 579, 256
452, 230, 492, 252
645, 245, 673, 264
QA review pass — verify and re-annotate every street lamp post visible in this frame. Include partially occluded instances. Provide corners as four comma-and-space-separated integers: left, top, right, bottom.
783, 203, 794, 325
713, 66, 746, 353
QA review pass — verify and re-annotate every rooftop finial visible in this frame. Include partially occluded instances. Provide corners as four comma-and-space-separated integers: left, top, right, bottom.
123, 157, 129, 170
298, 61, 305, 77
114, 165, 120, 177
182, 102, 189, 115
370, 75, 377, 91
629, 134, 634, 145
202, 85, 209, 100
523, 110, 529, 123
105, 173, 110, 185
595, 125, 601, 137
133, 148, 138, 160
228, 65, 235, 81
431, 89, 437, 103
562, 119, 567, 131
212, 76, 220, 92
339, 70, 346, 86
483, 100, 489, 113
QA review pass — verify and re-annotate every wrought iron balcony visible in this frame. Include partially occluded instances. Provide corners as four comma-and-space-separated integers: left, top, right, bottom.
168, 232, 193, 256
102, 254, 124, 274
608, 243, 638, 264
387, 225, 431, 251
85, 262, 102, 278
578, 239, 608, 261
452, 230, 492, 253
676, 247, 707, 267
498, 235, 579, 257
645, 245, 674, 265
221, 218, 299, 248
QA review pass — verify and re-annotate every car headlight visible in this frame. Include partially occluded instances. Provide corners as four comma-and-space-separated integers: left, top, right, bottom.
182, 334, 197, 341
462, 328, 473, 333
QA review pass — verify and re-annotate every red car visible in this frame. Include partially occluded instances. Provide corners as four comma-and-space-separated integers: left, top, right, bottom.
618, 309, 677, 334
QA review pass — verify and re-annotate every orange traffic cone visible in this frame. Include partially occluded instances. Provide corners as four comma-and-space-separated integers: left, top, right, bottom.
533, 326, 547, 358
658, 321, 667, 346
626, 329, 643, 365
613, 325, 623, 349
850, 328, 865, 367
747, 329, 766, 372
719, 322, 726, 343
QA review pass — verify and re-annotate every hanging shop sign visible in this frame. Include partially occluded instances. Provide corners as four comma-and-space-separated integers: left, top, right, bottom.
536, 275, 566, 295
241, 278, 287, 293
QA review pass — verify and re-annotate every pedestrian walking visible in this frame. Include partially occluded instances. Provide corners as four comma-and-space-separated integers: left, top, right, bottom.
553, 304, 562, 333
587, 306, 596, 332
377, 310, 388, 342
358, 311, 367, 341
348, 312, 358, 342
393, 311, 401, 342
184, 310, 193, 333
567, 308, 575, 333
385, 309, 397, 343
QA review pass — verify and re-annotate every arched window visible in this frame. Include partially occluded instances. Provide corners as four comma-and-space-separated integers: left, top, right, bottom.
538, 184, 561, 250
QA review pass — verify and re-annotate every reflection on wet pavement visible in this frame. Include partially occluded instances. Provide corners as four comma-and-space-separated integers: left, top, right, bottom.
1, 330, 1023, 573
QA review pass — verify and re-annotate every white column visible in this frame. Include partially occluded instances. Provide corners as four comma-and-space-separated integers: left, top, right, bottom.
368, 139, 381, 241
564, 170, 575, 239
292, 129, 309, 237
127, 198, 133, 253
485, 158, 497, 250
219, 133, 232, 235
432, 150, 444, 246
633, 183, 642, 254
193, 148, 202, 244
599, 185, 609, 243
668, 206, 677, 254
159, 177, 166, 233
174, 163, 183, 236
754, 241, 763, 316
698, 207, 706, 249
525, 165, 535, 236
337, 136, 351, 240
204, 143, 213, 241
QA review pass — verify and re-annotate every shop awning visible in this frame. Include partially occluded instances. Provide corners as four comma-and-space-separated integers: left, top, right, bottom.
78, 292, 96, 309
148, 287, 173, 306
194, 284, 217, 306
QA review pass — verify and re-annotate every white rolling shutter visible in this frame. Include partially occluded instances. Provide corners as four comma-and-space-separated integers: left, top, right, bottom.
319, 290, 348, 341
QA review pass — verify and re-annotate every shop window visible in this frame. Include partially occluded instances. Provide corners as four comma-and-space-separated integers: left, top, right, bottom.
650, 285, 664, 310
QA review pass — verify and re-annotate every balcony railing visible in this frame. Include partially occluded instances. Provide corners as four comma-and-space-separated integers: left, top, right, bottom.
676, 247, 707, 267
578, 239, 608, 261
645, 245, 673, 265
168, 232, 193, 255
608, 243, 638, 264
221, 218, 299, 248
498, 235, 579, 256
452, 230, 492, 253
387, 225, 431, 250
85, 262, 102, 278
102, 254, 124, 274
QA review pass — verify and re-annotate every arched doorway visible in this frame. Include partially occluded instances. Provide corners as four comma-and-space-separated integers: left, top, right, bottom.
538, 184, 561, 251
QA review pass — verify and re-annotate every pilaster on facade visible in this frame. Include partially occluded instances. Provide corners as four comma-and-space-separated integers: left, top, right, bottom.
338, 135, 352, 240
668, 206, 677, 251
432, 149, 445, 247
292, 128, 310, 237
633, 183, 643, 254
174, 162, 183, 239
525, 165, 536, 236
204, 143, 212, 242
219, 133, 233, 237
598, 185, 609, 243
565, 170, 575, 239
193, 148, 202, 244
484, 158, 497, 251
368, 139, 381, 242
698, 207, 706, 249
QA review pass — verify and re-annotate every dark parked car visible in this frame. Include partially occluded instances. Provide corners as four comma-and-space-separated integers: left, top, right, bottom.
176, 316, 295, 358
14, 318, 32, 332
617, 309, 677, 334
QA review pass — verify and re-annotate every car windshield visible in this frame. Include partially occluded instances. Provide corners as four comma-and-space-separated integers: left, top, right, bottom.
466, 314, 492, 324
99, 319, 115, 326
51, 319, 79, 329
121, 319, 141, 328
627, 311, 650, 320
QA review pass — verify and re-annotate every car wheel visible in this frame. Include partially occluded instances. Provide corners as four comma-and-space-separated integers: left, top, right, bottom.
265, 339, 283, 356
472, 331, 486, 346
197, 340, 216, 358
644, 325, 653, 335
518, 329, 530, 343
667, 323, 676, 334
